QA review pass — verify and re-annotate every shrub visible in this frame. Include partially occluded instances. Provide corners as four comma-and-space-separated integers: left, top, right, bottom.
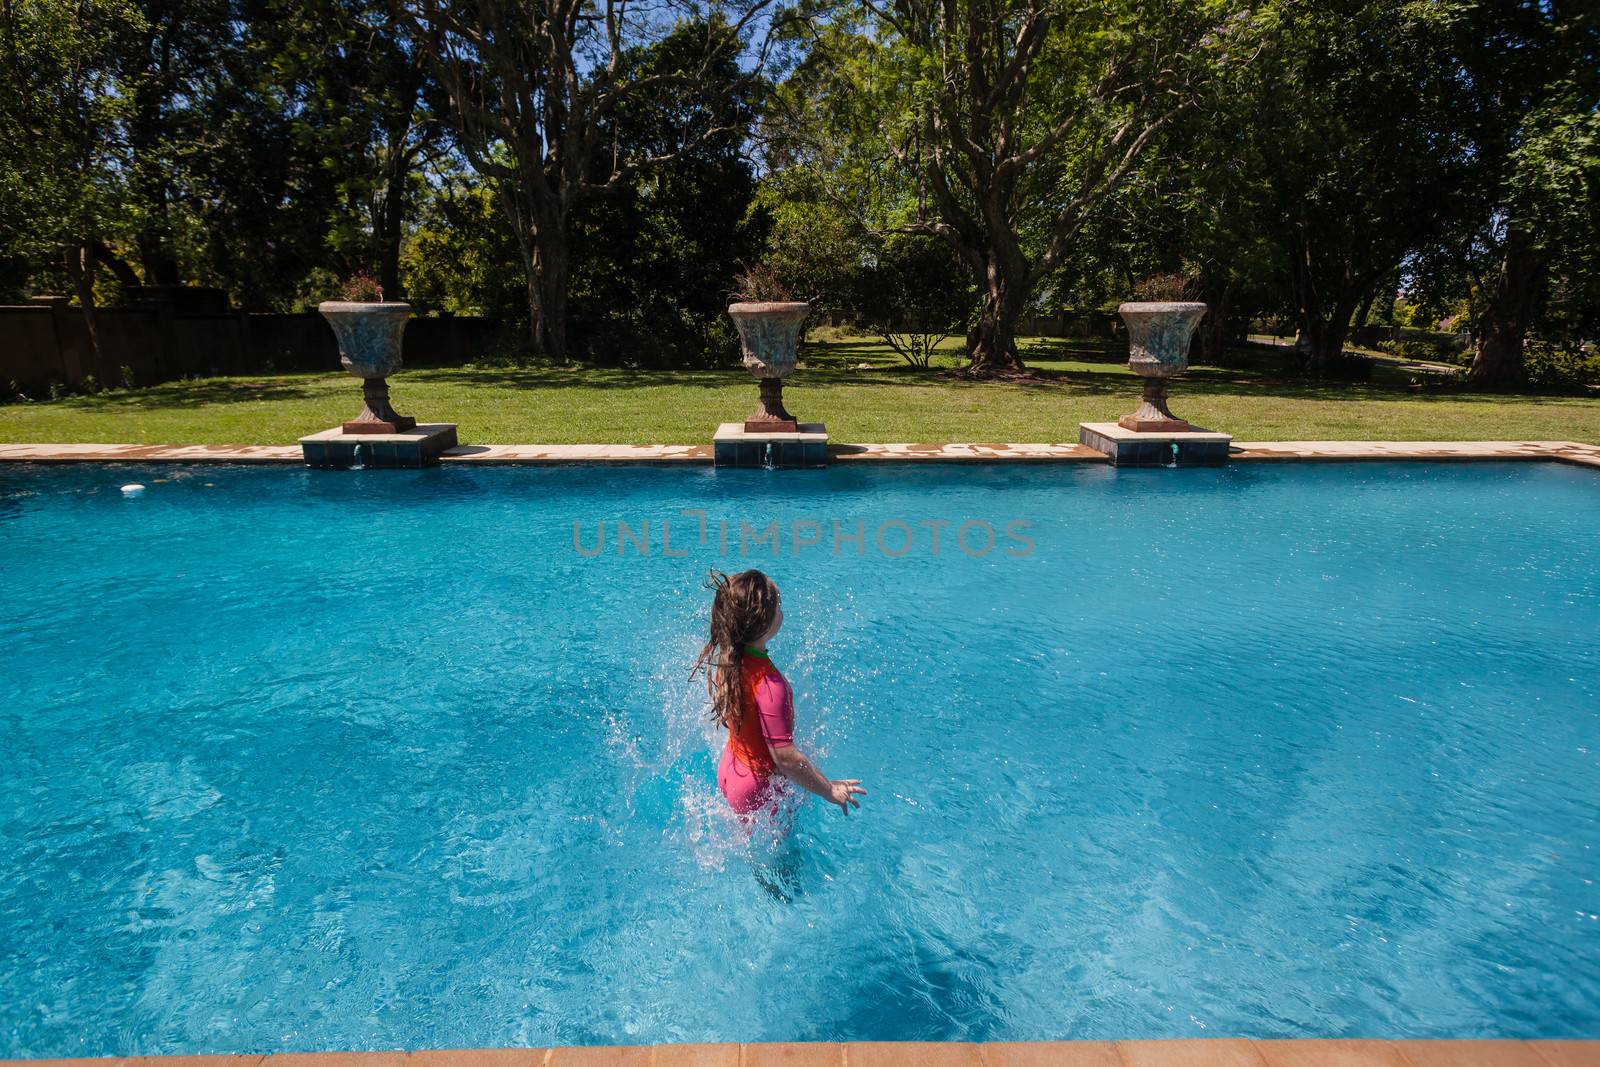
338, 271, 385, 302
730, 262, 797, 303
1130, 273, 1201, 302
1522, 340, 1600, 391
1390, 333, 1467, 366
852, 236, 973, 369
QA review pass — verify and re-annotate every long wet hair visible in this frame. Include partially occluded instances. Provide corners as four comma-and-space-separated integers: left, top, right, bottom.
691, 569, 780, 728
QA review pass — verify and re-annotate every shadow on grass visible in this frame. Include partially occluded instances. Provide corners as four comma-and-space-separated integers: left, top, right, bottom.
411, 357, 961, 392
18, 338, 1593, 415
37, 377, 332, 411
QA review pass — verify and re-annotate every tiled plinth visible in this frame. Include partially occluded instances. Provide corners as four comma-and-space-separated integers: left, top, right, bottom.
300, 424, 459, 469
713, 422, 828, 468
1080, 421, 1233, 467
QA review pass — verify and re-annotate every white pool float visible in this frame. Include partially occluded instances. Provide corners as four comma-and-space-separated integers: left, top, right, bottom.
121, 483, 145, 496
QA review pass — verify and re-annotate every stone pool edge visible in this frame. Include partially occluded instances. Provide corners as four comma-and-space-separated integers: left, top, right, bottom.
0, 440, 1598, 467
4, 1039, 1597, 1066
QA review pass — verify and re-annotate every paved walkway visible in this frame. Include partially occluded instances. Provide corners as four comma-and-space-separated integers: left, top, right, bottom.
7, 1041, 1598, 1067
1, 441, 1597, 467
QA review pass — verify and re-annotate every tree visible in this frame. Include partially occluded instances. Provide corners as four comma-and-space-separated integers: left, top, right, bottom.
184, 0, 442, 308
1246, 0, 1479, 376
778, 0, 1238, 375
0, 0, 145, 377
402, 163, 527, 318
1448, 2, 1600, 385
853, 234, 972, 367
400, 0, 781, 361
754, 167, 870, 317
1096, 49, 1278, 366
1463, 106, 1600, 384
117, 0, 233, 287
292, 0, 444, 301
566, 20, 769, 366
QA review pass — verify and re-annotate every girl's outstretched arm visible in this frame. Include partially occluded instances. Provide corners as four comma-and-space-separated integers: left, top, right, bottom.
770, 745, 866, 815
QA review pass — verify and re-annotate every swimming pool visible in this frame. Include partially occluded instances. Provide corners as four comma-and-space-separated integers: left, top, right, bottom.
1, 461, 1596, 1054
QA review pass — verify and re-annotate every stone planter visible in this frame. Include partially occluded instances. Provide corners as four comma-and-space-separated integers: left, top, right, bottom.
728, 301, 810, 432
318, 301, 416, 434
1117, 301, 1208, 433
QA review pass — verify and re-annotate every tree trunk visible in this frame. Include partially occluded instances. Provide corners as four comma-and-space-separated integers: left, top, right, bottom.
130, 43, 180, 288
1468, 225, 1542, 388
537, 255, 569, 362
1305, 300, 1360, 377
1193, 276, 1237, 365
527, 224, 571, 362
64, 244, 110, 386
965, 260, 1028, 375
1287, 234, 1363, 377
134, 178, 181, 287
377, 163, 407, 302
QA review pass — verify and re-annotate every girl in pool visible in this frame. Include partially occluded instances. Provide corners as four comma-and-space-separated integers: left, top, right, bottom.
693, 569, 865, 824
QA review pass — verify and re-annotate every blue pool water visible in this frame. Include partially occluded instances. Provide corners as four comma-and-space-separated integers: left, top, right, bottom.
1, 460, 1597, 1054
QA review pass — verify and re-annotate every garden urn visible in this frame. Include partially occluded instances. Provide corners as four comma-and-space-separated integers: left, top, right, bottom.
318, 301, 417, 434
727, 301, 810, 432
1117, 301, 1208, 433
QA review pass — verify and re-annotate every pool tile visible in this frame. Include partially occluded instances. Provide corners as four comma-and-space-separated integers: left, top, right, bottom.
546, 1049, 650, 1067
741, 1044, 844, 1067
1529, 1044, 1600, 1067
1391, 1042, 1550, 1067
978, 1041, 1121, 1066
652, 1045, 740, 1067
1255, 1041, 1410, 1066
407, 1052, 543, 1067
848, 1043, 981, 1066
1115, 1040, 1267, 1067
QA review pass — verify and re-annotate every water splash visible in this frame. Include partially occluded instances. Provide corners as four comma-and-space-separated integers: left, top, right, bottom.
350, 443, 367, 471
762, 442, 776, 470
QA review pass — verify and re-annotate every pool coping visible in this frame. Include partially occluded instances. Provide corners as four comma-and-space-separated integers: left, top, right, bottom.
3, 1039, 1597, 1066
0, 440, 1597, 467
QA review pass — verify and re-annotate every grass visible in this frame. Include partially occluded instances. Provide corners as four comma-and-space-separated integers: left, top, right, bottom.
2, 336, 1597, 446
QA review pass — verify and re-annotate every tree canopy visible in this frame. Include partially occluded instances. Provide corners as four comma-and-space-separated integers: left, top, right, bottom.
1, 0, 1596, 383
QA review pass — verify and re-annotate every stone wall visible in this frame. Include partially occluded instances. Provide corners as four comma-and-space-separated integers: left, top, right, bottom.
0, 297, 506, 392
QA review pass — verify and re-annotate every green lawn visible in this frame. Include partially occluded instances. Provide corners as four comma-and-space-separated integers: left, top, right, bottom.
3, 336, 1597, 445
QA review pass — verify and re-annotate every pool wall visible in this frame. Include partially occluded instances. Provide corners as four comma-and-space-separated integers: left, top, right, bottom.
5, 1040, 1598, 1066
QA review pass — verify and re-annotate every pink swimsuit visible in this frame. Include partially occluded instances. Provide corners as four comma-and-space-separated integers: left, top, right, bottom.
716, 648, 795, 815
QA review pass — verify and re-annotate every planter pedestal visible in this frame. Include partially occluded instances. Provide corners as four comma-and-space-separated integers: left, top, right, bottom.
745, 378, 797, 433
1118, 378, 1189, 433
344, 377, 417, 434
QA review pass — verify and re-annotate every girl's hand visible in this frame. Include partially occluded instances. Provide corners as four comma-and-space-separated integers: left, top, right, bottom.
827, 779, 866, 815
